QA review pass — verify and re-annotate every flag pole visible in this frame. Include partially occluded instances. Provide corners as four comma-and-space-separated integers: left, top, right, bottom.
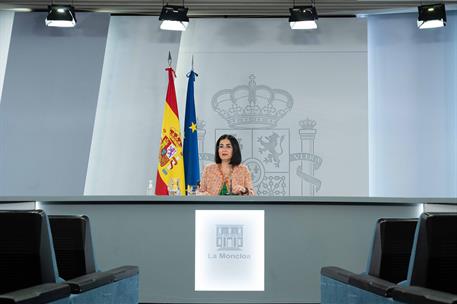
183, 56, 200, 191
155, 50, 185, 195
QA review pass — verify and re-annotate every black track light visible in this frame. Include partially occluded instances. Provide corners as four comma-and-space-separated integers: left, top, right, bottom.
417, 3, 446, 29
45, 5, 77, 27
289, 5, 318, 30
159, 5, 189, 31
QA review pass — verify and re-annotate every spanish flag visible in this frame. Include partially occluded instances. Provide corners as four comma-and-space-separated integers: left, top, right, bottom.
155, 67, 186, 195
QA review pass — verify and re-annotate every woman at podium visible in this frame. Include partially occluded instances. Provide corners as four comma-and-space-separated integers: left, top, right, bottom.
198, 134, 255, 196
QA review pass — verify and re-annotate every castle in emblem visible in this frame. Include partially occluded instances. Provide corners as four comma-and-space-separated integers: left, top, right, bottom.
198, 75, 323, 196
159, 127, 183, 176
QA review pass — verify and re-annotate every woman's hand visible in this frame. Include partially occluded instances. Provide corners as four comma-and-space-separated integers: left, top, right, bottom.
196, 190, 210, 196
232, 185, 247, 195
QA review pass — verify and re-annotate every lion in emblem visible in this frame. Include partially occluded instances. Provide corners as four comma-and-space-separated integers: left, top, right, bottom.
258, 132, 285, 168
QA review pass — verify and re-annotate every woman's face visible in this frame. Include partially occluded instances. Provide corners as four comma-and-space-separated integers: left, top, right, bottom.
218, 138, 233, 162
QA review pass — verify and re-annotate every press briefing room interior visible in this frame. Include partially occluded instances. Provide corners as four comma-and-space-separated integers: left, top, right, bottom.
0, 0, 456, 303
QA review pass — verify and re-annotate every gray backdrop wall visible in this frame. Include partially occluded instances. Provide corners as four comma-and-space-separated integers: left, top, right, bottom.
0, 12, 455, 196
368, 12, 457, 197
0, 11, 13, 105
175, 18, 368, 197
84, 16, 181, 195
0, 12, 109, 195
85, 17, 369, 196
0, 9, 455, 304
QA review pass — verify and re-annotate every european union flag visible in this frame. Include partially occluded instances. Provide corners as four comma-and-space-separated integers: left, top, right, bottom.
183, 70, 200, 189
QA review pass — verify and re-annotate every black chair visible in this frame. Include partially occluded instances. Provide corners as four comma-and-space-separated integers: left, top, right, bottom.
48, 215, 139, 303
391, 213, 457, 304
0, 210, 70, 304
321, 218, 417, 303
349, 218, 418, 295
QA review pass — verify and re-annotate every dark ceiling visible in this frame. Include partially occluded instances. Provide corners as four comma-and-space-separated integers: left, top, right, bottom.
1, 0, 456, 17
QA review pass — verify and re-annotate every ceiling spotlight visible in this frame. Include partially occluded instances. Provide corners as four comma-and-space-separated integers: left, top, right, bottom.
45, 5, 77, 27
159, 5, 189, 31
417, 3, 446, 29
289, 5, 318, 30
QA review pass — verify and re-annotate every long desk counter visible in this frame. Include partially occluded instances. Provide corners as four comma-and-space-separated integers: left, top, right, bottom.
0, 197, 456, 303
1, 195, 456, 204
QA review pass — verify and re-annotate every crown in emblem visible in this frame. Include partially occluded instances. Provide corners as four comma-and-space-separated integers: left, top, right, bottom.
211, 75, 293, 129
196, 119, 206, 130
299, 118, 317, 130
169, 128, 183, 147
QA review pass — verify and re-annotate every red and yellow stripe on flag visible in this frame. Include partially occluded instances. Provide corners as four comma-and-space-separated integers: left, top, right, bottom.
155, 67, 186, 195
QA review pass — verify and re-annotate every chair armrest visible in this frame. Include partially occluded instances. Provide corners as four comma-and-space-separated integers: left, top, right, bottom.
349, 273, 397, 297
104, 266, 139, 282
320, 266, 356, 284
66, 271, 114, 293
392, 285, 457, 304
0, 283, 70, 304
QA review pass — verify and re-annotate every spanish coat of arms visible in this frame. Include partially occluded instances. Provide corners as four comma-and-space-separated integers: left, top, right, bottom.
197, 75, 322, 196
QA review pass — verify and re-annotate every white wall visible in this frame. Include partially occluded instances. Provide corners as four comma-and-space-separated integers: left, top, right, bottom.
0, 12, 454, 198
176, 18, 368, 197
0, 12, 110, 196
85, 17, 369, 196
368, 12, 457, 197
84, 16, 181, 195
0, 11, 14, 105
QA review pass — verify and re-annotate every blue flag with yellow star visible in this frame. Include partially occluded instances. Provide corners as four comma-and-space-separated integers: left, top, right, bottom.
183, 70, 200, 190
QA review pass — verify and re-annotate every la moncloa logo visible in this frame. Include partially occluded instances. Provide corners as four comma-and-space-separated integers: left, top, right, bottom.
216, 225, 243, 251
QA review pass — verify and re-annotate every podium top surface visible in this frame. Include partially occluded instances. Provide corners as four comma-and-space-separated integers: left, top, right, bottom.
0, 196, 455, 205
